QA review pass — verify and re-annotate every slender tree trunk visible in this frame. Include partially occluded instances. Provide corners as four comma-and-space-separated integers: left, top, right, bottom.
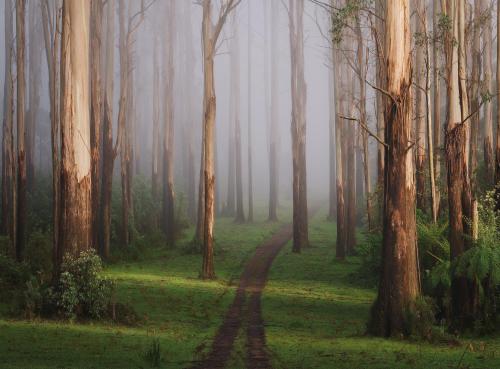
346, 82, 356, 253
432, 0, 442, 219
247, 1, 253, 223
100, 0, 115, 259
374, 0, 385, 224
469, 0, 480, 194
328, 58, 336, 222
201, 1, 216, 279
162, 0, 176, 245
232, 13, 245, 223
422, 4, 438, 224
117, 0, 130, 248
268, 0, 279, 222
482, 0, 494, 183
369, 0, 419, 337
415, 0, 427, 212
152, 37, 160, 202
444, 0, 475, 329
289, 0, 308, 253
496, 0, 500, 198
41, 0, 61, 269
59, 0, 91, 260
90, 0, 103, 250
333, 46, 346, 259
355, 17, 372, 231
16, 0, 27, 262
200, 0, 240, 279
27, 1, 41, 189
2, 0, 14, 249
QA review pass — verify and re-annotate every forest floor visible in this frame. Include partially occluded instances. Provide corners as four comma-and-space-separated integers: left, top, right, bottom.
0, 205, 499, 369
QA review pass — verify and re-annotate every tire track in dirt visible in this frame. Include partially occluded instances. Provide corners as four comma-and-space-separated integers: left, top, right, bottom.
188, 207, 319, 369
188, 223, 294, 369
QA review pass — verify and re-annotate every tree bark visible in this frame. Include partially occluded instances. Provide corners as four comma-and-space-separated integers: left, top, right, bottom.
268, 0, 279, 222
100, 0, 115, 259
369, 0, 419, 337
27, 0, 42, 190
415, 0, 427, 212
59, 0, 91, 260
247, 1, 254, 223
232, 13, 245, 223
200, 0, 240, 279
482, 0, 494, 183
444, 0, 475, 329
432, 0, 442, 219
41, 0, 61, 270
288, 0, 308, 253
333, 45, 346, 259
90, 0, 103, 251
2, 0, 15, 250
162, 0, 176, 245
16, 0, 27, 262
496, 0, 500, 197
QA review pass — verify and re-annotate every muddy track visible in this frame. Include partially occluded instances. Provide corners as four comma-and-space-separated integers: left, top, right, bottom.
188, 223, 294, 369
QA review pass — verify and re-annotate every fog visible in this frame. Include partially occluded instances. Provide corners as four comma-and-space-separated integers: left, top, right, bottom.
0, 0, 345, 209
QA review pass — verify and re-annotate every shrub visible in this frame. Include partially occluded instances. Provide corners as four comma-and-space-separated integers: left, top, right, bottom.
354, 232, 382, 287
50, 249, 114, 320
403, 296, 436, 340
25, 231, 52, 281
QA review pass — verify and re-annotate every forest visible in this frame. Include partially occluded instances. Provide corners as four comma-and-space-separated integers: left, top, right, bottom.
0, 0, 499, 368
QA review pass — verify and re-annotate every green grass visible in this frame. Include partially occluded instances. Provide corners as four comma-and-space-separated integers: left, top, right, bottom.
0, 204, 498, 369
0, 205, 290, 369
263, 208, 500, 369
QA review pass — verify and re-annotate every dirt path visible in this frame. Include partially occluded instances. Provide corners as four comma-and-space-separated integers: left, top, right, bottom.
188, 223, 294, 369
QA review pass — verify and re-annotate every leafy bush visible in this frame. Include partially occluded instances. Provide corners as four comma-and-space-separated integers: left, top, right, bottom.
50, 249, 114, 320
454, 191, 499, 331
404, 296, 436, 340
25, 231, 52, 281
354, 232, 382, 287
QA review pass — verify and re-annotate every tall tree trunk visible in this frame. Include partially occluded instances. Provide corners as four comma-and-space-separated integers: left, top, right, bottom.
247, 0, 254, 223
289, 0, 308, 253
16, 0, 27, 262
59, 0, 91, 260
200, 0, 239, 279
268, 0, 279, 222
2, 0, 14, 250
41, 0, 61, 270
496, 0, 500, 198
27, 0, 41, 189
152, 36, 160, 202
432, 0, 442, 219
444, 0, 475, 329
100, 0, 115, 258
374, 0, 385, 224
232, 13, 245, 223
346, 81, 356, 254
333, 45, 346, 259
469, 0, 480, 194
201, 0, 216, 279
355, 16, 372, 231
482, 0, 494, 183
162, 0, 176, 245
415, 0, 427, 212
369, 0, 419, 337
90, 0, 103, 250
328, 58, 336, 222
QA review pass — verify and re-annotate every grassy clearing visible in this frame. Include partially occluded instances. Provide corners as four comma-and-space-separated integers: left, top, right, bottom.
0, 205, 289, 369
1, 204, 498, 369
263, 208, 500, 369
